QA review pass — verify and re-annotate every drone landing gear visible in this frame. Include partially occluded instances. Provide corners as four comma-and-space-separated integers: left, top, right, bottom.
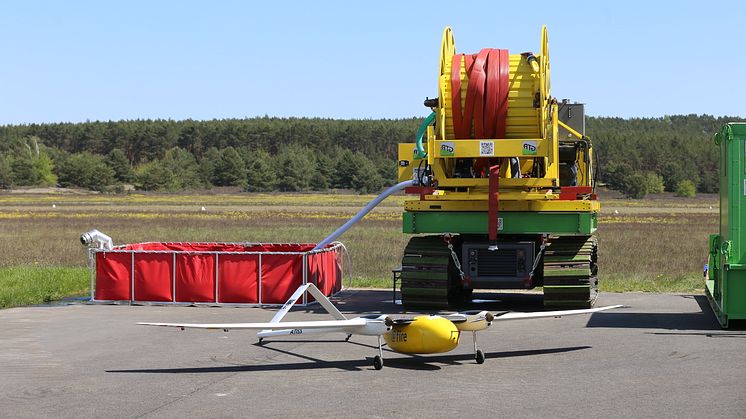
476, 349, 485, 364
373, 335, 384, 370
472, 331, 485, 364
373, 355, 383, 370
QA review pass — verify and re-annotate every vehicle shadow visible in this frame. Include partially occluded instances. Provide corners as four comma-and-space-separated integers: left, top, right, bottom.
586, 294, 740, 331
106, 345, 591, 374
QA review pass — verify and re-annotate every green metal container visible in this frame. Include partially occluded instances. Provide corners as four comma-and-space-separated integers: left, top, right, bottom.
706, 123, 746, 328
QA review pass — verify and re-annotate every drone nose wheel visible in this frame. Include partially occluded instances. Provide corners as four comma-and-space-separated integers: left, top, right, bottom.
472, 331, 485, 364
373, 355, 383, 370
372, 335, 385, 370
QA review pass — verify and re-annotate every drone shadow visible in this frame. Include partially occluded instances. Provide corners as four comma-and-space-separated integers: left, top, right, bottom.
107, 345, 591, 374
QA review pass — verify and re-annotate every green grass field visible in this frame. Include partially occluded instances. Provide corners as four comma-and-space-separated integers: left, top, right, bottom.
0, 190, 717, 308
0, 266, 89, 308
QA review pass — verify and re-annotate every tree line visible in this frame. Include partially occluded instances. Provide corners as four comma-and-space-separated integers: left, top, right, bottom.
0, 118, 417, 193
0, 114, 741, 196
587, 114, 743, 197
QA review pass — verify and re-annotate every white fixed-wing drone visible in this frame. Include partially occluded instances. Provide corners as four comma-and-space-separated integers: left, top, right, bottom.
139, 284, 622, 370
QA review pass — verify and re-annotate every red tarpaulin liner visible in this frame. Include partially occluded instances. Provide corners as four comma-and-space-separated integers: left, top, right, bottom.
95, 252, 131, 300
218, 253, 259, 303
175, 253, 215, 302
134, 253, 173, 302
261, 253, 303, 304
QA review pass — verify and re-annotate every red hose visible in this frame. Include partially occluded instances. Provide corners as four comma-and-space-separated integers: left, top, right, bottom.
451, 48, 510, 139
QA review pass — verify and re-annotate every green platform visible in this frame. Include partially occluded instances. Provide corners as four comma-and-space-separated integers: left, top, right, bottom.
402, 211, 597, 235
707, 123, 746, 328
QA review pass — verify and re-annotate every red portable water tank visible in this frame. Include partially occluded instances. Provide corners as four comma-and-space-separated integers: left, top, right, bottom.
91, 242, 343, 305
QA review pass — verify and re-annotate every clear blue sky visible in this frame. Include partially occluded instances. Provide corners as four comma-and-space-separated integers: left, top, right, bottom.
1, 0, 744, 124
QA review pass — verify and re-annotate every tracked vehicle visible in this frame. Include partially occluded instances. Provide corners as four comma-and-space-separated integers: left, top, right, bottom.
397, 27, 599, 309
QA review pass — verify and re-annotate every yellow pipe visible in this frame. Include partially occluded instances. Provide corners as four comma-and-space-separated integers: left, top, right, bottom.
557, 120, 585, 140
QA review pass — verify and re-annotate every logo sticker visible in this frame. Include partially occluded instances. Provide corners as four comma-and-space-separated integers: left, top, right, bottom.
497, 217, 504, 231
389, 330, 408, 342
440, 142, 455, 157
522, 141, 537, 155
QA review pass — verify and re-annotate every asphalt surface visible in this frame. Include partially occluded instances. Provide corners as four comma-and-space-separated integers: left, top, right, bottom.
1, 290, 745, 418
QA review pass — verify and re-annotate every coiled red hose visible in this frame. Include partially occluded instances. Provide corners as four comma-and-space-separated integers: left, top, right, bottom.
451, 48, 509, 139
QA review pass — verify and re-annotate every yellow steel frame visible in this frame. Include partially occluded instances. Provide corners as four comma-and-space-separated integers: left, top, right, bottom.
397, 26, 596, 213
405, 199, 599, 212
556, 119, 594, 188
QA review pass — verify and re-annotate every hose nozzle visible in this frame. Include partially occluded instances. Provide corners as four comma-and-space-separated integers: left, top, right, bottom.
80, 229, 113, 250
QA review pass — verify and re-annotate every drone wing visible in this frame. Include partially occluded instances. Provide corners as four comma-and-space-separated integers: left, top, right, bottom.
138, 318, 367, 331
493, 305, 624, 321
441, 305, 622, 332
139, 284, 393, 338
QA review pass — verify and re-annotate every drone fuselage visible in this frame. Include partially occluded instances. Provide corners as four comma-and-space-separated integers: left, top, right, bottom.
384, 315, 460, 355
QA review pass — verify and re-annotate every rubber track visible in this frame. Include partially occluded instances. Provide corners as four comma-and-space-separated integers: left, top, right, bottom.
400, 236, 454, 309
542, 235, 598, 309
